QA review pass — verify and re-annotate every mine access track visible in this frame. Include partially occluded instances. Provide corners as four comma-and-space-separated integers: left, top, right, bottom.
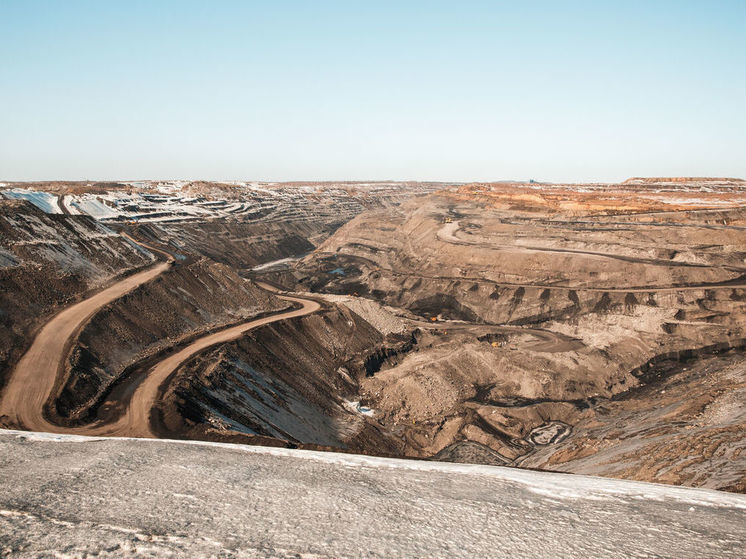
0, 237, 320, 439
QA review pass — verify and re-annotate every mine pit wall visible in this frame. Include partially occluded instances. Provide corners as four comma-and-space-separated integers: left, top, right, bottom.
54, 259, 286, 423
0, 200, 156, 387
449, 281, 742, 381
628, 337, 746, 387
300, 265, 746, 462
517, 352, 746, 491
310, 261, 745, 331
161, 305, 404, 454
601, 206, 746, 226
307, 263, 746, 373
135, 218, 343, 270
362, 331, 419, 376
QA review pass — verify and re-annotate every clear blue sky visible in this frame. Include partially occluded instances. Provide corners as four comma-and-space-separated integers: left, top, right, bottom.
1, 1, 744, 182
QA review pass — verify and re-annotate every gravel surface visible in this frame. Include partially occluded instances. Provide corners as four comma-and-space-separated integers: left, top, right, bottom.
0, 430, 744, 558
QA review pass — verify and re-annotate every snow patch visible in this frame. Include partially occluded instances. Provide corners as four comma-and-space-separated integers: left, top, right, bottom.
251, 256, 302, 271
1, 189, 61, 214
5, 429, 744, 510
344, 400, 377, 417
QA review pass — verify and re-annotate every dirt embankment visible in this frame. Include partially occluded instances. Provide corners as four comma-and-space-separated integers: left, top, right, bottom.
520, 353, 746, 492
0, 258, 171, 433
56, 259, 286, 422
0, 251, 323, 440
162, 303, 407, 453
0, 200, 156, 383
136, 220, 323, 270
293, 189, 746, 488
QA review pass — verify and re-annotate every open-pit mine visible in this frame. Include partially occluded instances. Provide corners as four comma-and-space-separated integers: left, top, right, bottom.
1, 178, 745, 495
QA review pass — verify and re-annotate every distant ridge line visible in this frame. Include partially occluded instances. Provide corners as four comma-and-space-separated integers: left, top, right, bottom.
623, 177, 746, 184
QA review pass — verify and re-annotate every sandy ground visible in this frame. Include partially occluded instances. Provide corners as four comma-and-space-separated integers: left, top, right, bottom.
0, 430, 744, 558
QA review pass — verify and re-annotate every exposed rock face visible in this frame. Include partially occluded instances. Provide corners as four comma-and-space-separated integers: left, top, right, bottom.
520, 354, 746, 492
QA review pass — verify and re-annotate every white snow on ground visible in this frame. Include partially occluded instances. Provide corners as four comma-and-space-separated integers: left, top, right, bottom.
1, 189, 61, 214
65, 190, 235, 222
343, 400, 377, 417
66, 218, 119, 242
251, 256, 302, 271
2, 180, 445, 225
10, 429, 744, 509
246, 182, 279, 196
155, 181, 186, 193
61, 195, 81, 214
0, 429, 744, 558
73, 197, 121, 219
5, 213, 66, 240
0, 247, 18, 267
0, 208, 153, 277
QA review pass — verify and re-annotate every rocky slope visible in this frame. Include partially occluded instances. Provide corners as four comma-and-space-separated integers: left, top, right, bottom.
133, 219, 321, 270
520, 353, 746, 491
0, 200, 155, 384
56, 259, 285, 423
161, 302, 407, 453
293, 183, 746, 489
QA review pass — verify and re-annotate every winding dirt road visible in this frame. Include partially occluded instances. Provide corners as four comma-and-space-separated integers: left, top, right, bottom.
409, 319, 583, 353
326, 251, 746, 294
0, 258, 172, 432
0, 236, 321, 438
437, 220, 746, 273
104, 287, 319, 437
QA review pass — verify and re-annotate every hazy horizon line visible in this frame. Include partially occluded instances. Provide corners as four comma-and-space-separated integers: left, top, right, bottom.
3, 175, 745, 186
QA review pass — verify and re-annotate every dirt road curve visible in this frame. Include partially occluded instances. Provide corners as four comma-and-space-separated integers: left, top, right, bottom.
411, 319, 583, 353
0, 238, 321, 438
120, 231, 175, 260
0, 259, 172, 432
112, 287, 319, 437
437, 220, 746, 274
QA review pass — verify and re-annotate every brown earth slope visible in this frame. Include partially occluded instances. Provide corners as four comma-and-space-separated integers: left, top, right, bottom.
2, 180, 744, 491
56, 259, 286, 423
0, 200, 156, 384
291, 181, 746, 490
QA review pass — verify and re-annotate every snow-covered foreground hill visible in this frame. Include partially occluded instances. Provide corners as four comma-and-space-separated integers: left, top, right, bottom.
0, 431, 743, 558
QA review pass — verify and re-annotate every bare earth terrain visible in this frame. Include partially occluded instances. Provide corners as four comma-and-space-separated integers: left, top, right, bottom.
0, 177, 744, 496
